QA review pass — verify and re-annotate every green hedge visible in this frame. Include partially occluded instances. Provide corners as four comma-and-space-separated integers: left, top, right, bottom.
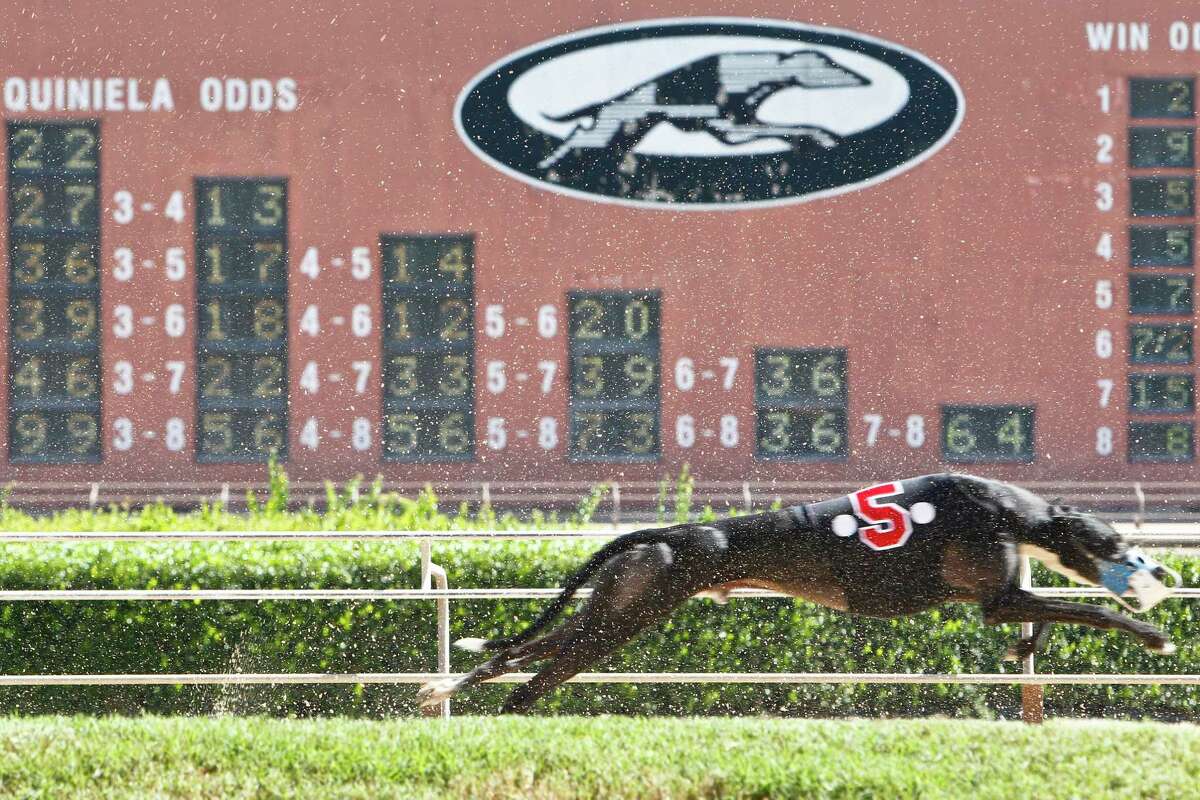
0, 540, 1196, 719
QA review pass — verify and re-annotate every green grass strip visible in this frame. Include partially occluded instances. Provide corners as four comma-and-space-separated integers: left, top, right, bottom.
0, 715, 1197, 799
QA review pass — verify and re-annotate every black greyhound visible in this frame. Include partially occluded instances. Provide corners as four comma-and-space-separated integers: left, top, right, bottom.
419, 473, 1178, 712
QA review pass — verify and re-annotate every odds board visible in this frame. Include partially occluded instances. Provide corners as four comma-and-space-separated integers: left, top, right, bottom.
2, 3, 1199, 500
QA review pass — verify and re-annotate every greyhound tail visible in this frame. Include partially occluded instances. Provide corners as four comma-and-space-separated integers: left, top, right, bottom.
456, 528, 671, 652
543, 101, 602, 124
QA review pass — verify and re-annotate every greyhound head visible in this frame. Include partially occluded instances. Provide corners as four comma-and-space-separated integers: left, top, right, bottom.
721, 51, 870, 110
1019, 506, 1128, 586
1020, 506, 1178, 610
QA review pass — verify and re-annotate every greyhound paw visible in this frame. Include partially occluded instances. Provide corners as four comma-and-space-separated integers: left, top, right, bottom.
1003, 639, 1036, 662
416, 678, 461, 708
454, 637, 488, 653
693, 588, 730, 605
1147, 639, 1178, 656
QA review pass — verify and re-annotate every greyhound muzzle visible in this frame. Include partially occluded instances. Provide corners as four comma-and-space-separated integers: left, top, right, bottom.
1097, 548, 1182, 612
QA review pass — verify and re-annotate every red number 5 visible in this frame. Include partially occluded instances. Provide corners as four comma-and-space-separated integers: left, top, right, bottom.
849, 482, 914, 551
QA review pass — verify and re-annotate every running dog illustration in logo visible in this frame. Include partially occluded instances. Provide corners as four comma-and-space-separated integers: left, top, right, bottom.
538, 51, 870, 169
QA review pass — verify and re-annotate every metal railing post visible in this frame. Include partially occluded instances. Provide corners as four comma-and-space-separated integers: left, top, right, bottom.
1019, 555, 1044, 723
420, 538, 451, 719
1134, 482, 1145, 532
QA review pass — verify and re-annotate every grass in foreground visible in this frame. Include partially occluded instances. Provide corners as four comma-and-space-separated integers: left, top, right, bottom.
0, 715, 1196, 799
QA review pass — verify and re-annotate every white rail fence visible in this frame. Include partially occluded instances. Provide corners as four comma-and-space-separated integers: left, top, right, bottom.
1, 526, 1199, 722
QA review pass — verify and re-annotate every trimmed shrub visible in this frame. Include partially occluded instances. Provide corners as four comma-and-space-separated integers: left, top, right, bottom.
0, 539, 1196, 720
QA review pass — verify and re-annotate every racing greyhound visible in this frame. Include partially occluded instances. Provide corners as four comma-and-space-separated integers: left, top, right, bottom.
418, 473, 1179, 713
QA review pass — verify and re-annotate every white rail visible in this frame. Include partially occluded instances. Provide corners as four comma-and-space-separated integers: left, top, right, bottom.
0, 672, 1197, 686
0, 523, 1194, 543
1, 586, 1197, 602
2, 526, 1197, 723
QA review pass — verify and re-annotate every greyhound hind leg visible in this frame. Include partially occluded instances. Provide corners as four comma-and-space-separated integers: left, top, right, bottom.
416, 618, 581, 708
419, 542, 674, 710
500, 541, 697, 714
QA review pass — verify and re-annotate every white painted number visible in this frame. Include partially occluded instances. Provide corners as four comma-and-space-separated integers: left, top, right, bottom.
1095, 328, 1113, 359
113, 361, 134, 395
113, 305, 133, 338
113, 190, 134, 224
163, 190, 185, 223
485, 305, 505, 338
1096, 426, 1114, 455
352, 361, 373, 394
487, 417, 507, 450
675, 415, 695, 448
674, 358, 695, 391
113, 248, 134, 281
1097, 378, 1114, 408
351, 304, 372, 337
1095, 279, 1113, 309
538, 360, 557, 394
1096, 134, 1114, 164
1095, 181, 1113, 211
719, 356, 739, 390
719, 415, 739, 448
299, 247, 320, 279
906, 415, 925, 448
1096, 232, 1113, 261
166, 361, 185, 394
164, 304, 186, 337
165, 418, 185, 452
300, 418, 320, 450
487, 361, 506, 394
864, 413, 883, 446
538, 417, 558, 450
300, 305, 320, 336
1097, 84, 1111, 113
300, 361, 320, 395
352, 418, 372, 451
165, 247, 187, 281
112, 417, 133, 451
351, 246, 372, 280
537, 304, 557, 338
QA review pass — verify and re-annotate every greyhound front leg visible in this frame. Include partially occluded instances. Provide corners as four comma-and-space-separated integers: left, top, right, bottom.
1003, 622, 1052, 662
983, 589, 1175, 654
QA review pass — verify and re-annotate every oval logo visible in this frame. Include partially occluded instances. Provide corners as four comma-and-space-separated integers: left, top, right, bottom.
455, 18, 964, 210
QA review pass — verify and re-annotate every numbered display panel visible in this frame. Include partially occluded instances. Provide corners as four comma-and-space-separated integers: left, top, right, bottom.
380, 235, 475, 461
7, 121, 101, 463
1130, 225, 1193, 267
1, 4, 1200, 498
1129, 421, 1194, 463
567, 291, 660, 462
940, 406, 1036, 464
754, 349, 848, 460
194, 178, 288, 462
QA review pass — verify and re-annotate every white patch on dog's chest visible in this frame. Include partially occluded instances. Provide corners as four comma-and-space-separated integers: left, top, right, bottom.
1017, 544, 1095, 586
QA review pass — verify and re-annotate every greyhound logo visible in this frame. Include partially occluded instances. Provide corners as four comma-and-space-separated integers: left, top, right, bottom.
537, 51, 868, 170
455, 19, 963, 209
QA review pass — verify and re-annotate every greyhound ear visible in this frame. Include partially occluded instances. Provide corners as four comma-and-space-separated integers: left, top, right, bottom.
1047, 498, 1079, 516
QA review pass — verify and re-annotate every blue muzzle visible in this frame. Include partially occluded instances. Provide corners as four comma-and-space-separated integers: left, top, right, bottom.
1097, 548, 1181, 612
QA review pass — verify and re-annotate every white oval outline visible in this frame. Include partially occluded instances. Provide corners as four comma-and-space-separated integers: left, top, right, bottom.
453, 17, 966, 212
